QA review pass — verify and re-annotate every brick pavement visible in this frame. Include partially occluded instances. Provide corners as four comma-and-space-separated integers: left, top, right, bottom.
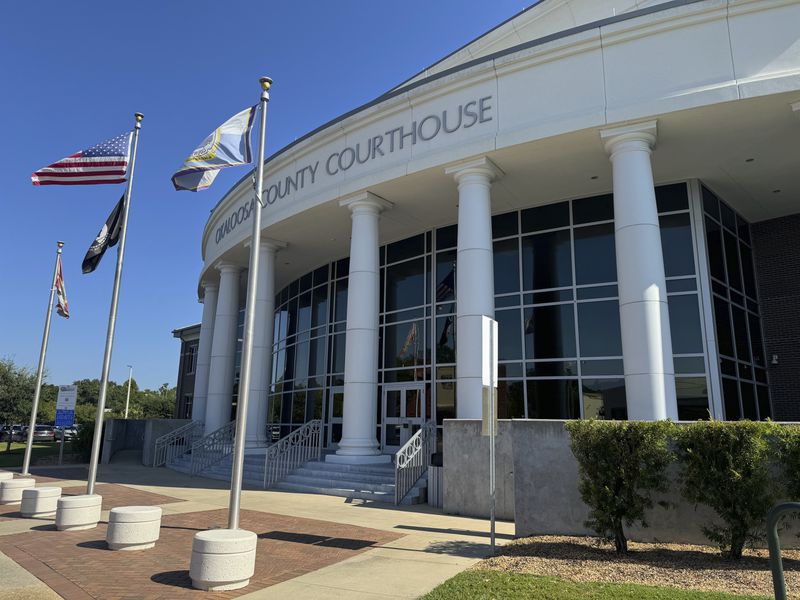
3, 507, 403, 599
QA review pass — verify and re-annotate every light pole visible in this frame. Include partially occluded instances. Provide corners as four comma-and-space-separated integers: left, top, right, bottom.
124, 365, 133, 419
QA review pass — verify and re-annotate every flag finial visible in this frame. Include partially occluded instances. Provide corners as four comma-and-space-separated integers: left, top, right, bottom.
260, 77, 272, 92
134, 113, 144, 128
57, 241, 64, 249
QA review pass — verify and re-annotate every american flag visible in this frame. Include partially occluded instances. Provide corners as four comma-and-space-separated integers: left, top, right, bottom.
31, 132, 133, 186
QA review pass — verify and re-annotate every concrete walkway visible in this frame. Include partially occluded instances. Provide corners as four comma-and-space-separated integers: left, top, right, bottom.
0, 462, 513, 599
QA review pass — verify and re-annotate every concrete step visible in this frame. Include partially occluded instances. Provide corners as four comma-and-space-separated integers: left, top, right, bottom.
293, 466, 394, 485
293, 460, 396, 477
273, 481, 396, 503
283, 474, 395, 494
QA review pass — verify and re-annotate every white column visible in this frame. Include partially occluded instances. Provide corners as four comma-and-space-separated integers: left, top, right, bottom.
245, 240, 285, 448
446, 157, 503, 419
329, 192, 392, 464
204, 262, 242, 434
192, 282, 218, 425
600, 121, 678, 420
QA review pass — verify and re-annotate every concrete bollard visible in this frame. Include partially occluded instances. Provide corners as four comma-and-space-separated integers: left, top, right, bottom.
0, 471, 15, 482
106, 506, 162, 551
0, 478, 36, 505
56, 494, 102, 531
190, 529, 257, 591
21, 487, 62, 518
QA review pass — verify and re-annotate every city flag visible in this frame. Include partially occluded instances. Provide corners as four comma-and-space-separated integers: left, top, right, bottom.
55, 255, 69, 318
82, 196, 124, 274
171, 106, 258, 192
31, 132, 133, 186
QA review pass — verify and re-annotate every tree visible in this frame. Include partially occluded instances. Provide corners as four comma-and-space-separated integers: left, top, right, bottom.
0, 358, 36, 451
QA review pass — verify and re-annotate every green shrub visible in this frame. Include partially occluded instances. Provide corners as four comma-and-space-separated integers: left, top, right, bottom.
71, 421, 96, 462
565, 420, 673, 553
777, 425, 800, 501
674, 420, 778, 559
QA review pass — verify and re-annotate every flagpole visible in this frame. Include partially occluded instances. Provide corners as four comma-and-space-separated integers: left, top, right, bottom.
228, 77, 271, 530
86, 112, 143, 495
21, 241, 64, 476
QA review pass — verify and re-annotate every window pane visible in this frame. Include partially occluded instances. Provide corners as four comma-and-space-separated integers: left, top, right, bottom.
331, 333, 346, 373
702, 186, 719, 219
720, 202, 737, 232
498, 380, 525, 418
524, 305, 576, 359
582, 378, 627, 420
705, 217, 726, 283
574, 223, 617, 285
731, 305, 750, 363
387, 234, 424, 264
576, 285, 617, 300
435, 381, 456, 425
526, 379, 580, 419
656, 183, 689, 213
713, 296, 734, 357
334, 278, 348, 322
749, 314, 765, 368
724, 230, 742, 292
435, 251, 456, 303
573, 194, 613, 225
436, 316, 456, 363
723, 377, 740, 420
757, 386, 771, 420
668, 294, 703, 354
580, 359, 624, 376
294, 340, 309, 381
496, 308, 522, 360
521, 201, 569, 233
577, 301, 622, 357
384, 320, 424, 368
292, 391, 306, 423
385, 257, 425, 312
740, 243, 757, 299
660, 213, 695, 277
492, 211, 518, 238
740, 382, 757, 420
522, 230, 572, 290
312, 285, 328, 328
494, 238, 520, 294
676, 377, 709, 421
674, 356, 705, 374
526, 361, 578, 377
667, 279, 696, 293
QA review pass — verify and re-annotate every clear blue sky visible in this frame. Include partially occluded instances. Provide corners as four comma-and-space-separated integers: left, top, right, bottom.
0, 1, 531, 390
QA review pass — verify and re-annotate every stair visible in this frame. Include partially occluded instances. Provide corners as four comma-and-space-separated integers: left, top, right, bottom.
166, 452, 428, 505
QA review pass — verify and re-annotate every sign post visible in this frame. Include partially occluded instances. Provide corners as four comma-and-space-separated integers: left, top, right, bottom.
55, 385, 77, 465
480, 316, 498, 555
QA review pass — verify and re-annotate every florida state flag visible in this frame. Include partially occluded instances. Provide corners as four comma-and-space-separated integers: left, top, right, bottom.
55, 255, 69, 319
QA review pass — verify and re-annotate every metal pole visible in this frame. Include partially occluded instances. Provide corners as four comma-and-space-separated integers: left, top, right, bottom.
21, 241, 63, 476
86, 113, 143, 495
767, 502, 800, 600
489, 326, 496, 555
58, 427, 65, 466
228, 77, 272, 530
124, 365, 133, 419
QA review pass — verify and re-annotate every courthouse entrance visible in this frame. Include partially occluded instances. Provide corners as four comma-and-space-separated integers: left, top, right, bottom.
381, 382, 426, 453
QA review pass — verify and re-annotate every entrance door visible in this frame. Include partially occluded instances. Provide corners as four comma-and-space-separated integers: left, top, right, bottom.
327, 386, 344, 448
382, 383, 425, 454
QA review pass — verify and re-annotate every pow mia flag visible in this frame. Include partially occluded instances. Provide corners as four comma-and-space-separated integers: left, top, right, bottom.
82, 196, 124, 274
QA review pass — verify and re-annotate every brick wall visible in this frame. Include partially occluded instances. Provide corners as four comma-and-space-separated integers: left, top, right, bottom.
751, 214, 800, 421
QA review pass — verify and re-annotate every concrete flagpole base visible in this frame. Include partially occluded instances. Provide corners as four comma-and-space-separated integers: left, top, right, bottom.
0, 478, 36, 505
55, 494, 102, 531
21, 487, 61, 518
0, 471, 15, 482
190, 529, 257, 591
106, 506, 162, 551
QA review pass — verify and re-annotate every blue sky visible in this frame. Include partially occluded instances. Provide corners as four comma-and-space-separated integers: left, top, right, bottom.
0, 1, 530, 390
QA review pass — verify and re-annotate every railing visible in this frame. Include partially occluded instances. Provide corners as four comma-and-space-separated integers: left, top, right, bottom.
152, 420, 203, 467
395, 421, 436, 505
767, 501, 800, 600
263, 419, 323, 488
190, 420, 236, 476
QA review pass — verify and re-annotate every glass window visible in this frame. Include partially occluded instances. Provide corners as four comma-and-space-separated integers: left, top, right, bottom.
757, 386, 771, 420
656, 183, 689, 213
522, 230, 572, 290
748, 314, 765, 368
740, 382, 757, 420
576, 285, 617, 300
294, 340, 309, 381
526, 379, 580, 419
667, 279, 696, 293
384, 320, 424, 369
582, 378, 627, 420
676, 377, 709, 421
494, 238, 520, 294
496, 308, 522, 361
435, 381, 455, 425
436, 251, 456, 303
713, 296, 734, 357
674, 356, 705, 374
722, 377, 740, 420
297, 292, 312, 333
720, 202, 737, 232
731, 305, 750, 363
387, 234, 424, 264
385, 257, 425, 312
577, 301, 622, 357
498, 380, 525, 418
313, 265, 328, 287
660, 213, 695, 277
739, 243, 757, 300
573, 194, 613, 225
526, 361, 578, 377
521, 201, 569, 233
331, 333, 346, 374
524, 304, 576, 359
705, 217, 726, 283
574, 224, 616, 285
492, 211, 518, 238
334, 278, 348, 322
436, 224, 457, 249
668, 294, 703, 354
724, 231, 742, 291
311, 286, 328, 328
580, 359, 624, 376
702, 186, 719, 219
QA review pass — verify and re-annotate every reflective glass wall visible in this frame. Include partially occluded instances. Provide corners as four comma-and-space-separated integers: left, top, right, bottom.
266, 182, 714, 447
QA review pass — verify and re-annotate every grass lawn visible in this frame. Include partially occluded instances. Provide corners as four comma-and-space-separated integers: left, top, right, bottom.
0, 441, 71, 468
421, 570, 770, 600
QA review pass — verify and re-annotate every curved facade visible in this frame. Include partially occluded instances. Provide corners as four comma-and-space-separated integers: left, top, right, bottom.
188, 0, 800, 459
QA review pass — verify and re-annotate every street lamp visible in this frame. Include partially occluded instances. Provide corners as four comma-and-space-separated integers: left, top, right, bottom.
124, 365, 133, 419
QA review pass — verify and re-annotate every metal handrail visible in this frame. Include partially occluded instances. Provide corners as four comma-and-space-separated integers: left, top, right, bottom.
152, 420, 203, 467
263, 419, 323, 488
767, 501, 800, 600
190, 420, 236, 476
395, 421, 436, 505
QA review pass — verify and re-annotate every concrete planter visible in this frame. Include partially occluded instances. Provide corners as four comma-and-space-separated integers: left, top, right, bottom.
190, 529, 257, 591
21, 487, 61, 518
0, 471, 14, 482
106, 506, 162, 551
0, 478, 35, 505
56, 494, 102, 531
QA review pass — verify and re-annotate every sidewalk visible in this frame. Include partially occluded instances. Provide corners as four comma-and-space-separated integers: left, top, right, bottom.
0, 462, 513, 599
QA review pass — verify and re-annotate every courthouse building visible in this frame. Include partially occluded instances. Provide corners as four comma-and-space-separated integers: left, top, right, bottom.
176, 0, 800, 465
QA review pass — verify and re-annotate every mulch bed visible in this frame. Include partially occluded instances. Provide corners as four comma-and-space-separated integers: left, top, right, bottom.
477, 535, 799, 598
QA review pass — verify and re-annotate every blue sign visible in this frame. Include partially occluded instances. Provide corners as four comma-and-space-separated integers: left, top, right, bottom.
55, 409, 75, 427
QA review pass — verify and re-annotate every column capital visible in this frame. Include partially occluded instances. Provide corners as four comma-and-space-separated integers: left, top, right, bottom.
214, 260, 242, 275
244, 237, 287, 252
201, 280, 219, 293
339, 191, 393, 214
445, 156, 503, 183
600, 120, 657, 156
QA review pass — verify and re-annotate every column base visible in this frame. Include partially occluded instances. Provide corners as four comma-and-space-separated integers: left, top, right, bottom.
326, 453, 391, 465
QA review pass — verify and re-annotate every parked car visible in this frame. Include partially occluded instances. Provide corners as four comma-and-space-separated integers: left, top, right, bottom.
0, 425, 26, 442
31, 425, 57, 442
57, 426, 78, 440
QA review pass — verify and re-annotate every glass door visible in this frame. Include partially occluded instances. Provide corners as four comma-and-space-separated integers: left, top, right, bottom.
327, 386, 344, 448
382, 383, 425, 454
